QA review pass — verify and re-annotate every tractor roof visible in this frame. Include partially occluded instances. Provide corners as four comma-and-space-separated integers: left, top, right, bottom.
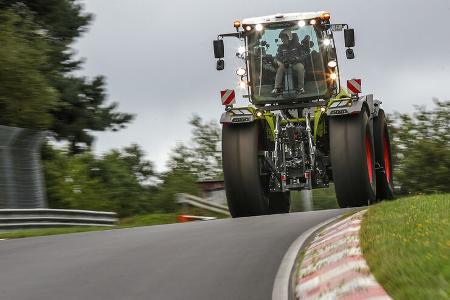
242, 11, 328, 25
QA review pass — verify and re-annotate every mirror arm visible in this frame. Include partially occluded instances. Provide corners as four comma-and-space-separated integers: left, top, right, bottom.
218, 32, 243, 39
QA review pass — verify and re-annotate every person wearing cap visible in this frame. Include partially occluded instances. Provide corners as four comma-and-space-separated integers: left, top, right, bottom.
272, 29, 308, 95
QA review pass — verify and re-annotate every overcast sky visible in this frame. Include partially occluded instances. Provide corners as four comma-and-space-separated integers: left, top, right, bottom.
75, 0, 450, 171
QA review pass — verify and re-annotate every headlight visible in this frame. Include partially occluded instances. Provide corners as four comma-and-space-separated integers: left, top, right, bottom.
323, 38, 331, 46
236, 67, 246, 76
255, 110, 264, 117
328, 60, 337, 68
255, 24, 263, 31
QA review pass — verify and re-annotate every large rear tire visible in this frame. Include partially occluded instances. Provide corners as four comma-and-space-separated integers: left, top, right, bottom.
373, 109, 394, 200
222, 122, 269, 217
330, 110, 377, 207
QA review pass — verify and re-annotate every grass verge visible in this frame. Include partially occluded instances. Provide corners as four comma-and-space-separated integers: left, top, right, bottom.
360, 194, 450, 300
0, 226, 109, 239
119, 213, 178, 228
0, 213, 179, 239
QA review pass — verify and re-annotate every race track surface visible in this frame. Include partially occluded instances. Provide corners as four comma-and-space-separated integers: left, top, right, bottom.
0, 209, 351, 300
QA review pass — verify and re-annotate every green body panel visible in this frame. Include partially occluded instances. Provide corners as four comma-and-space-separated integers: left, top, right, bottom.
226, 87, 355, 144
313, 108, 326, 141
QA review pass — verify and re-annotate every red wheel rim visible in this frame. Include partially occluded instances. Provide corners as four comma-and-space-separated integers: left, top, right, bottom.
383, 130, 391, 183
365, 133, 374, 184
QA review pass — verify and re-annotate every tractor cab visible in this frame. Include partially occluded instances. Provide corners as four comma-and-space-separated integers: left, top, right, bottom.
214, 12, 355, 105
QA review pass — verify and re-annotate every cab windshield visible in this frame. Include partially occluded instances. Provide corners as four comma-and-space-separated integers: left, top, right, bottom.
247, 22, 329, 103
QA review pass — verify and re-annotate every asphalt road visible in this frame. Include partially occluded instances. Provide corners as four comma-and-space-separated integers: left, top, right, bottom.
0, 209, 350, 300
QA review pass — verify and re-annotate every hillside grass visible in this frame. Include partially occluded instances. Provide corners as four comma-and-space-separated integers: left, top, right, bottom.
361, 194, 450, 300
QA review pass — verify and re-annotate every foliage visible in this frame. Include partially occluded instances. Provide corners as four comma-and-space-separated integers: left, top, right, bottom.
361, 194, 450, 299
0, 6, 58, 129
150, 169, 201, 213
188, 115, 223, 180
390, 100, 450, 194
0, 1, 133, 152
43, 144, 156, 217
146, 115, 222, 213
167, 115, 223, 181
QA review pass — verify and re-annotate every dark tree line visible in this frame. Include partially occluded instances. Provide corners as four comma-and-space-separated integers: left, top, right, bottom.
390, 99, 450, 194
0, 0, 133, 153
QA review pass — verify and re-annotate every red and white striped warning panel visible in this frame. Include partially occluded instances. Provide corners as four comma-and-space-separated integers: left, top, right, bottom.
221, 89, 236, 105
347, 78, 362, 94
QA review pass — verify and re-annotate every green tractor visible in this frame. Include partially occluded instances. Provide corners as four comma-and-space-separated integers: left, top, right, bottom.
213, 12, 394, 217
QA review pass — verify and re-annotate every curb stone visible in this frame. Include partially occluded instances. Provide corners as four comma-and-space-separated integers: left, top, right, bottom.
295, 210, 392, 300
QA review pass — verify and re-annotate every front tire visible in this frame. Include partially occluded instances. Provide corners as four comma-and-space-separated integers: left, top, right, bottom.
373, 109, 394, 200
222, 122, 269, 217
330, 110, 377, 207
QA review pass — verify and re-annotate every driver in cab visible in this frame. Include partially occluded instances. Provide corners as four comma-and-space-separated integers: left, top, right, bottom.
272, 29, 309, 96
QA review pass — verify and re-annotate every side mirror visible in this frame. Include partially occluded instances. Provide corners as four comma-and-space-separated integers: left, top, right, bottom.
344, 29, 355, 48
213, 39, 224, 58
346, 48, 355, 59
216, 59, 224, 70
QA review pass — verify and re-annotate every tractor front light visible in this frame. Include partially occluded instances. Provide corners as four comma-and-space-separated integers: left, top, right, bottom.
255, 110, 264, 118
328, 60, 337, 68
245, 25, 252, 31
255, 24, 264, 31
323, 38, 331, 46
310, 19, 317, 25
298, 20, 306, 27
236, 67, 246, 76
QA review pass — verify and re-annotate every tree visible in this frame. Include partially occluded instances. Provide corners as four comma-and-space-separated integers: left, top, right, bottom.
42, 144, 156, 216
165, 115, 223, 181
189, 115, 223, 180
0, 1, 133, 152
0, 6, 58, 129
390, 99, 450, 194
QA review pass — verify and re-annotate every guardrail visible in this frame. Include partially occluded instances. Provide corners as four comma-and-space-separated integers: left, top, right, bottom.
0, 208, 118, 229
176, 193, 230, 216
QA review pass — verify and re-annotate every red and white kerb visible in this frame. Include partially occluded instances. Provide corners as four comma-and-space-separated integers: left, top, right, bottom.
347, 79, 362, 94
221, 89, 236, 106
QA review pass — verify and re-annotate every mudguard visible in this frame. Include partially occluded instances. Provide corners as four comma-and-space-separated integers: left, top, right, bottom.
327, 94, 380, 117
220, 107, 255, 124
220, 106, 276, 142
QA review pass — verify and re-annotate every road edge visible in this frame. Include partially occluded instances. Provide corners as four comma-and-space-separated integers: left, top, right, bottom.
271, 214, 342, 300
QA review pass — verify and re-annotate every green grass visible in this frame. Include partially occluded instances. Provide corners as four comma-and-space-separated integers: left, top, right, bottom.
361, 194, 450, 300
0, 213, 180, 239
0, 226, 110, 239
119, 213, 178, 228
291, 184, 339, 212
